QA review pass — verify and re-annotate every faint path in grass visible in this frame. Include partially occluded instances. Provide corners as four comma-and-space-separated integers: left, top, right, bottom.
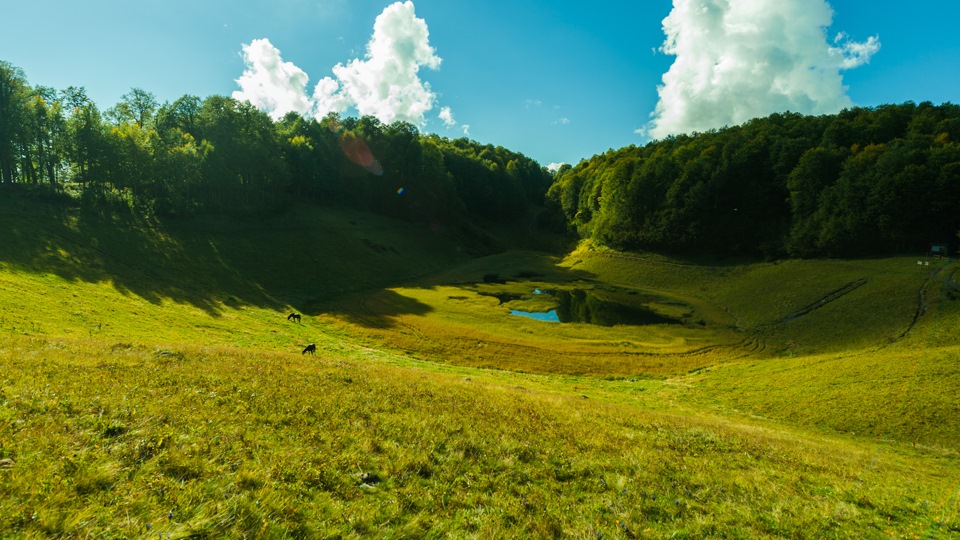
892, 262, 955, 343
761, 278, 869, 327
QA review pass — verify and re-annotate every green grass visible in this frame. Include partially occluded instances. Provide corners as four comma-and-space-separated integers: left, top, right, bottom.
322, 281, 742, 377
562, 242, 937, 356
1, 196, 959, 538
671, 271, 960, 450
3, 334, 958, 538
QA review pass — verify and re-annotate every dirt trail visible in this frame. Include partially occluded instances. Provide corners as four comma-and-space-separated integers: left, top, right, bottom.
894, 263, 956, 342
785, 278, 868, 322
756, 278, 869, 329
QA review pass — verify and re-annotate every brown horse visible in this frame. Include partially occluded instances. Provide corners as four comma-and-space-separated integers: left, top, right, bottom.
287, 312, 301, 323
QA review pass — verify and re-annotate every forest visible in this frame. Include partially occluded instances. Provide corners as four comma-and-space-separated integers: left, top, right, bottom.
0, 61, 552, 229
548, 102, 960, 257
3, 59, 959, 259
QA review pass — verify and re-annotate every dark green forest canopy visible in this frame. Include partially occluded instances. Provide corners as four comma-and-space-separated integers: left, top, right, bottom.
3, 60, 959, 259
548, 104, 960, 257
0, 61, 553, 229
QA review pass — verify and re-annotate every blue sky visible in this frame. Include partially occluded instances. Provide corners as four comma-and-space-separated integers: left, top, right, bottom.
2, 1, 958, 167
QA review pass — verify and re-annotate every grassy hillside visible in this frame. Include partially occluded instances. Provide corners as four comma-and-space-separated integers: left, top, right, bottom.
0, 195, 475, 349
562, 243, 960, 448
1, 197, 958, 538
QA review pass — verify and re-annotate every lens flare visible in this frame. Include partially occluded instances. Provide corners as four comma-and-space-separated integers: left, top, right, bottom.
339, 132, 383, 176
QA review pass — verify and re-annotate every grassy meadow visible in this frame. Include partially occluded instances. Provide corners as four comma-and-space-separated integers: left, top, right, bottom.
1, 196, 959, 538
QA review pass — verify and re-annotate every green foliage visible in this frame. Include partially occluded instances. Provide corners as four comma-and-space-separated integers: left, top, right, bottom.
0, 61, 31, 185
430, 135, 551, 222
0, 61, 554, 231
550, 105, 960, 257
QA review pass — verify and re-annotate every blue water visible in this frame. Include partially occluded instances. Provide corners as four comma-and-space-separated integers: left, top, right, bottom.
510, 309, 560, 322
508, 288, 681, 326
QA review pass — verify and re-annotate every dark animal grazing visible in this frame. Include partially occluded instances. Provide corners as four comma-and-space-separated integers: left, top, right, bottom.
287, 312, 301, 323
302, 343, 316, 355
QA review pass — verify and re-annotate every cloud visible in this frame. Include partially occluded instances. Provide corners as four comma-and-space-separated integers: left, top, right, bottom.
232, 38, 314, 120
461, 124, 471, 136
831, 33, 881, 69
646, 0, 880, 140
554, 117, 571, 125
311, 76, 349, 118
547, 162, 565, 173
235, 1, 447, 127
439, 106, 456, 126
317, 1, 441, 125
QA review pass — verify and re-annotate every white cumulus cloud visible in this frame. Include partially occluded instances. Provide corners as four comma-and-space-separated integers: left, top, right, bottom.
439, 106, 456, 126
234, 1, 447, 128
310, 76, 349, 118
547, 162, 566, 173
831, 33, 881, 69
232, 38, 314, 120
645, 0, 880, 140
317, 0, 441, 125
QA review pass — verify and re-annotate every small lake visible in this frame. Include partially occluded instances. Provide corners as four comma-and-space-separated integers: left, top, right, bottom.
510, 309, 560, 322
509, 288, 681, 326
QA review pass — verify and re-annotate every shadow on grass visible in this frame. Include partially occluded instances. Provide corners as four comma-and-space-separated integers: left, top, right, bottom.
304, 254, 601, 329
316, 289, 435, 329
0, 193, 514, 320
1, 196, 247, 316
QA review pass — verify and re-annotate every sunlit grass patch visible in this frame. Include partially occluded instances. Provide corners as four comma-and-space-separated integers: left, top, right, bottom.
324, 283, 744, 377
563, 242, 942, 354
2, 333, 958, 537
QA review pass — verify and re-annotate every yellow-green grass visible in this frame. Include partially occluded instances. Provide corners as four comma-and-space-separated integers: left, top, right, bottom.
311, 248, 751, 378
0, 196, 473, 320
316, 243, 960, 453
2, 334, 959, 538
319, 244, 946, 380
667, 273, 960, 450
320, 282, 746, 378
675, 344, 960, 448
2, 197, 960, 537
561, 241, 939, 356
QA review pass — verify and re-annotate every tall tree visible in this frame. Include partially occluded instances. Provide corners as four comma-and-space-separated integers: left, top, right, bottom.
62, 86, 105, 188
0, 61, 29, 184
156, 95, 202, 141
24, 86, 68, 187
197, 96, 288, 211
550, 104, 960, 257
108, 87, 158, 129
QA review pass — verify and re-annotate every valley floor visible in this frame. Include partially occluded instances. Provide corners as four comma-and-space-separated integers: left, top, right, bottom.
1, 203, 958, 538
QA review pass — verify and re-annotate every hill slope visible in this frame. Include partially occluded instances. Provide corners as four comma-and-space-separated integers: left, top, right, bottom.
1, 197, 958, 538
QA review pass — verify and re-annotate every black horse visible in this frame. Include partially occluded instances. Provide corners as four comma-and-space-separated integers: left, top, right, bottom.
287, 312, 301, 323
302, 343, 316, 355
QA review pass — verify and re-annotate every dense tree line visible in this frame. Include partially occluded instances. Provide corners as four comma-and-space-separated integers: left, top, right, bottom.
0, 61, 553, 227
548, 103, 960, 257
6, 59, 957, 259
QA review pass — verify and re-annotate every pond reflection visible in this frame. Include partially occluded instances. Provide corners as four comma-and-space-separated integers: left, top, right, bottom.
556, 289, 680, 326
509, 288, 681, 326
